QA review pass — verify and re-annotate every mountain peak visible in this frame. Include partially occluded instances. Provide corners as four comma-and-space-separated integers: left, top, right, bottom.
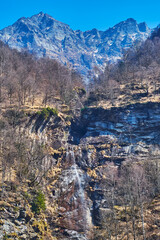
16, 16, 26, 22
112, 18, 138, 30
36, 11, 53, 18
32, 11, 53, 19
29, 12, 70, 28
0, 12, 152, 78
138, 22, 149, 32
125, 18, 137, 23
38, 11, 45, 15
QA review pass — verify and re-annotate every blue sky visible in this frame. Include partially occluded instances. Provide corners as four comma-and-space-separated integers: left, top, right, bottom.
0, 0, 160, 31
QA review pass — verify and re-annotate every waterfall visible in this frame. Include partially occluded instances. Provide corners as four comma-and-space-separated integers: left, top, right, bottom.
62, 145, 92, 239
71, 150, 85, 207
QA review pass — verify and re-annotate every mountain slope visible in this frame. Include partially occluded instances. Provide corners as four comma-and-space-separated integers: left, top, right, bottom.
0, 12, 151, 77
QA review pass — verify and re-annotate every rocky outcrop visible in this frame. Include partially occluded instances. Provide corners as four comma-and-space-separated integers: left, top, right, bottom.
0, 199, 53, 240
71, 102, 160, 145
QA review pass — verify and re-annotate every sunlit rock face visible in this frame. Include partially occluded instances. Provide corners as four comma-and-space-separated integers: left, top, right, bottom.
1, 101, 160, 239
5, 101, 158, 239
0, 12, 151, 77
8, 99, 159, 240
49, 102, 160, 239
71, 102, 160, 146
61, 102, 160, 237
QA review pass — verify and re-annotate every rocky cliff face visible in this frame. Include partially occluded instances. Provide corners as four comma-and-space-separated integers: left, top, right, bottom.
64, 102, 160, 238
0, 12, 151, 77
1, 100, 160, 239
32, 101, 160, 239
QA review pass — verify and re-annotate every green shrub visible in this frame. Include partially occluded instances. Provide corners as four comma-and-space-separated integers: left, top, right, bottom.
37, 111, 41, 116
23, 191, 31, 200
41, 108, 50, 119
65, 115, 72, 121
37, 107, 58, 119
31, 191, 46, 214
13, 206, 19, 213
3, 233, 8, 240
81, 106, 88, 112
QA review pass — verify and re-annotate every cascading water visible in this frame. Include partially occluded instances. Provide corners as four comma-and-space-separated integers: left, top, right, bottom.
71, 150, 85, 209
59, 145, 92, 240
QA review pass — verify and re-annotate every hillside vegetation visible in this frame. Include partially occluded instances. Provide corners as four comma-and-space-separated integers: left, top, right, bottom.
89, 29, 160, 109
0, 41, 84, 112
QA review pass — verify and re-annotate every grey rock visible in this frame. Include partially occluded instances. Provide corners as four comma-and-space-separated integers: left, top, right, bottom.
18, 209, 26, 219
0, 12, 151, 79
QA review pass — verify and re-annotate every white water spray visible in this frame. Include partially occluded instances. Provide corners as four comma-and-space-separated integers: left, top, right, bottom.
63, 145, 93, 239
71, 150, 85, 207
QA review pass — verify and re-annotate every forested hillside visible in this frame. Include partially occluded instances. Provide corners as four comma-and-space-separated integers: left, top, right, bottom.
0, 41, 84, 110
91, 28, 160, 104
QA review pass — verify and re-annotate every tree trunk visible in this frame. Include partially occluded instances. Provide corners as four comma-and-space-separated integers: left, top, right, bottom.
141, 202, 146, 240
